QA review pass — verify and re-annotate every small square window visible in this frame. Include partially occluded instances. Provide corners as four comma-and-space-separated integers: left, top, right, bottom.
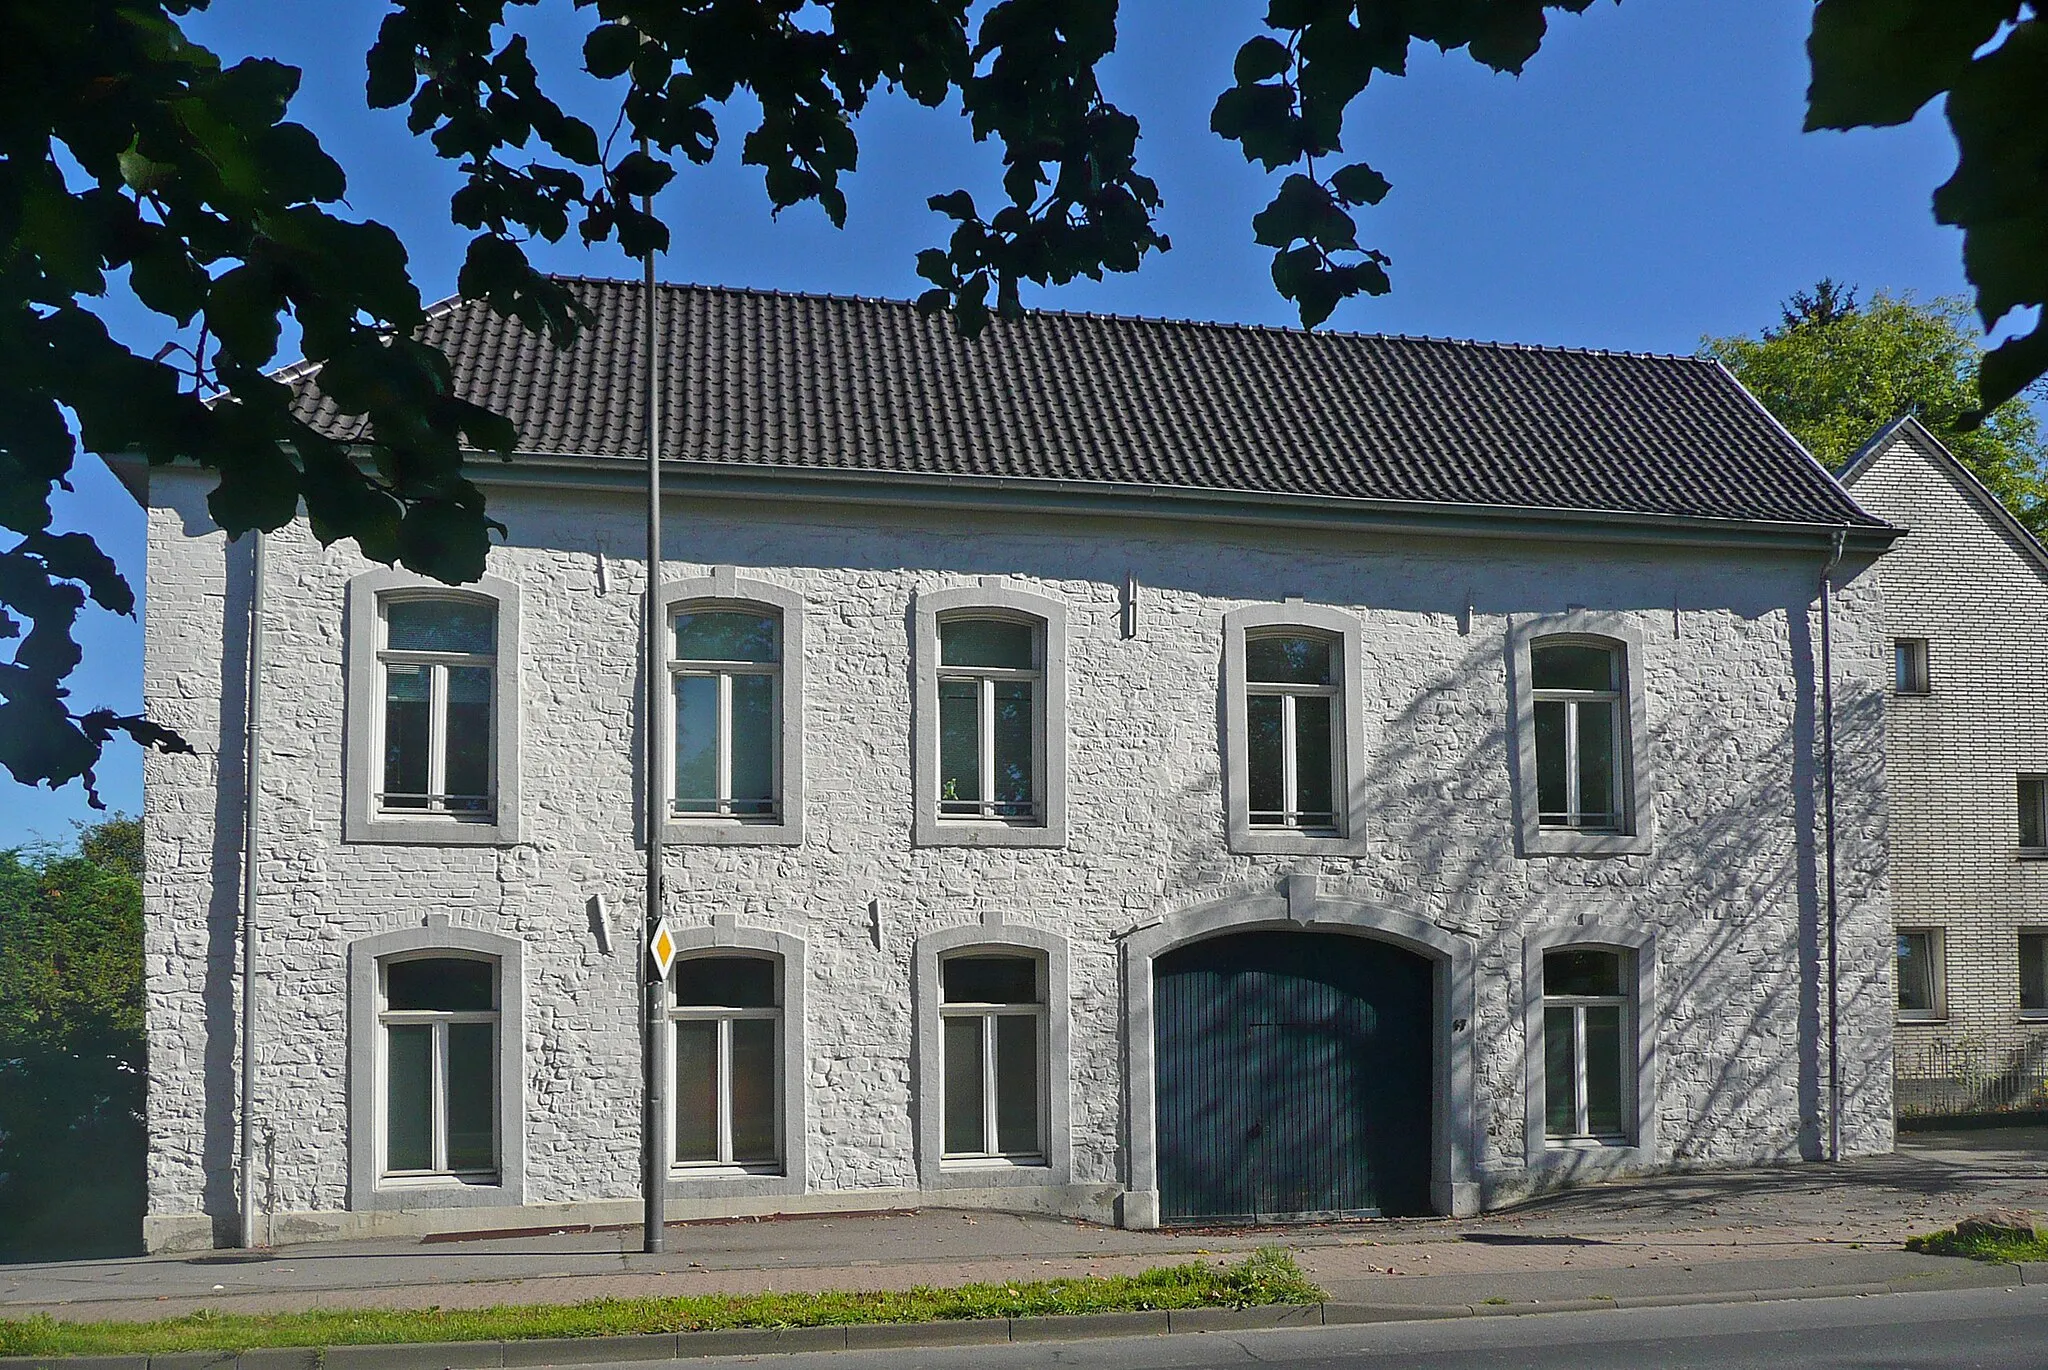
1894, 639, 1930, 694
2021, 777, 2048, 855
1897, 929, 1944, 1021
2021, 933, 2048, 1019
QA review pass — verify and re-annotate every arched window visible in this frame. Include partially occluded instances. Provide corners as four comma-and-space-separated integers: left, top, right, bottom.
937, 616, 1043, 822
378, 597, 497, 817
1243, 630, 1340, 831
1221, 603, 1368, 855
1509, 615, 1650, 856
671, 955, 783, 1171
939, 953, 1045, 1162
1540, 948, 1630, 1144
658, 573, 807, 846
377, 955, 500, 1180
345, 570, 520, 845
912, 585, 1068, 848
1530, 640, 1623, 832
671, 608, 782, 820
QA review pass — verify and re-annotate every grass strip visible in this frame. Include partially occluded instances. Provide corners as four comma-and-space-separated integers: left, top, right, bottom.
0, 1247, 1321, 1358
1904, 1226, 2048, 1263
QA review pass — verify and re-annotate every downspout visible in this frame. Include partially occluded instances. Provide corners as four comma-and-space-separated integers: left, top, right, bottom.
239, 530, 265, 1248
1819, 528, 1846, 1163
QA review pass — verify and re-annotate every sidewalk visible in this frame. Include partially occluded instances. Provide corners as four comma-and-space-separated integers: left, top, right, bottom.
5, 1129, 2044, 1325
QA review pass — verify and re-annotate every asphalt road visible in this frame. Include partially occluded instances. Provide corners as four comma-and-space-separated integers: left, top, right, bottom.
700, 1285, 2048, 1370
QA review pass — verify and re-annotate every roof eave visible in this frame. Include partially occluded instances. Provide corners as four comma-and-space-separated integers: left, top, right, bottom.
474, 451, 1902, 554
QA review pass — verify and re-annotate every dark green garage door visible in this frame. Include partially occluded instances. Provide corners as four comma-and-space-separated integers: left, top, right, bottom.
1155, 931, 1432, 1223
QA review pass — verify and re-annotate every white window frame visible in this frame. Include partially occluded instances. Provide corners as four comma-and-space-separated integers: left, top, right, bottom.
1521, 922, 1657, 1176
913, 922, 1072, 1190
938, 956, 1047, 1165
1894, 637, 1931, 695
1221, 602, 1370, 856
936, 617, 1044, 823
376, 956, 500, 1182
912, 584, 1068, 849
1243, 630, 1341, 831
1509, 614, 1652, 857
345, 570, 522, 846
1540, 954, 1632, 1146
657, 572, 806, 846
346, 922, 525, 1210
669, 955, 784, 1174
1897, 927, 1946, 1022
1530, 643, 1624, 833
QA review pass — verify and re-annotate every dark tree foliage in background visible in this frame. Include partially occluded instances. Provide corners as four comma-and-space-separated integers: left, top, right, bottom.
1703, 282, 2048, 535
0, 816, 146, 1262
3, 0, 2045, 798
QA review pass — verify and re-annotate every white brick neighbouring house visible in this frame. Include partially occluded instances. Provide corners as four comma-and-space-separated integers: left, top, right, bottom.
1841, 417, 2048, 1115
122, 281, 1901, 1252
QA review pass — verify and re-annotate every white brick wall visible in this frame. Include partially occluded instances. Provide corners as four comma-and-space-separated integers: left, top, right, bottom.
1845, 428, 2048, 1090
140, 466, 1894, 1248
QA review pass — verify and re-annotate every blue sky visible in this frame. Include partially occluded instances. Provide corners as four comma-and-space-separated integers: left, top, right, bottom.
6, 0, 1993, 847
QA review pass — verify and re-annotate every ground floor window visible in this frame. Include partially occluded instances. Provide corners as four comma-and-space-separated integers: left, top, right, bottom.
2020, 932, 2048, 1019
672, 955, 781, 1169
1542, 948, 1630, 1145
940, 954, 1044, 1162
1897, 930, 1944, 1020
379, 956, 499, 1179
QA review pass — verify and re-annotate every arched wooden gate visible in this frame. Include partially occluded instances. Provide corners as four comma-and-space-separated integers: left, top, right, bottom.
1154, 930, 1432, 1223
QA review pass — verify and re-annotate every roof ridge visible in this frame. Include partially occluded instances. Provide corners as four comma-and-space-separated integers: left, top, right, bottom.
528, 274, 1709, 365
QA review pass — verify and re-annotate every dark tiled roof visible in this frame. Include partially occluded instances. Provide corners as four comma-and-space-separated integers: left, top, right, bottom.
286, 277, 1882, 528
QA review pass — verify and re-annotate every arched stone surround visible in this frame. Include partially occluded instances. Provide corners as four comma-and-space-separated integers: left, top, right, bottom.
1118, 875, 1478, 1228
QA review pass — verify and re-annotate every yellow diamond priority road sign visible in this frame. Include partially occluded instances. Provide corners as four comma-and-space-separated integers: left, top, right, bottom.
648, 919, 678, 979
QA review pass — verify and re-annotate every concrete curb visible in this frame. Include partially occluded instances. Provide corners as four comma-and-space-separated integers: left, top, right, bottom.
3, 1269, 2030, 1370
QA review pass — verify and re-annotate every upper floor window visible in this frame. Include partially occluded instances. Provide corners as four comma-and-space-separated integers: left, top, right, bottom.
1510, 616, 1650, 857
1245, 632, 1339, 831
2020, 776, 2046, 856
672, 955, 782, 1171
378, 598, 497, 819
1531, 641, 1623, 833
379, 955, 499, 1181
1894, 638, 1930, 695
912, 585, 1068, 849
1221, 603, 1368, 856
938, 617, 1042, 823
345, 570, 520, 846
940, 954, 1045, 1164
672, 609, 781, 821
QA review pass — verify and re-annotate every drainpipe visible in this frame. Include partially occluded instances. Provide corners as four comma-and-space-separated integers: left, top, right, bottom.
1819, 528, 1846, 1164
239, 530, 266, 1248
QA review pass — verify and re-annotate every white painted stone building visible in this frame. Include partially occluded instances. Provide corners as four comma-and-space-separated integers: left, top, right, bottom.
1841, 418, 2048, 1114
124, 282, 1900, 1251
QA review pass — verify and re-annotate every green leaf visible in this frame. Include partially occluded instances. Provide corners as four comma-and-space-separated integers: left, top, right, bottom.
204, 263, 282, 367
584, 22, 641, 81
1806, 0, 2020, 129
366, 11, 421, 108
928, 189, 978, 221
610, 149, 676, 197
1329, 160, 1390, 206
1234, 35, 1292, 84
